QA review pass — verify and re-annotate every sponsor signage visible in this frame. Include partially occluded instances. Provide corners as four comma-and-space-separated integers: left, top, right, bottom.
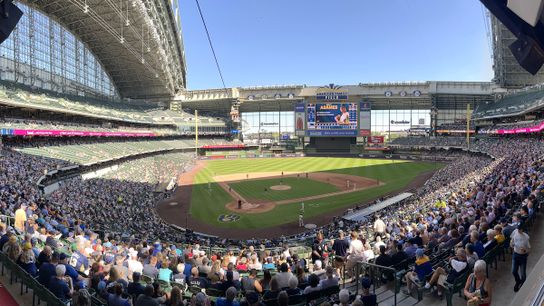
359, 129, 371, 136
390, 120, 410, 124
359, 101, 371, 111
306, 130, 358, 136
201, 144, 246, 149
316, 85, 348, 101
368, 136, 385, 144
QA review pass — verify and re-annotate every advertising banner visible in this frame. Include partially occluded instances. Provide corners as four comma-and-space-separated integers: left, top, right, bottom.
495, 121, 544, 134
295, 102, 305, 136
368, 136, 385, 144
359, 130, 371, 136
305, 130, 358, 137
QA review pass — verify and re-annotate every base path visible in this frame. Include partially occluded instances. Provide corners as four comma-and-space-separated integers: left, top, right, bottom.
156, 160, 438, 239
220, 172, 382, 213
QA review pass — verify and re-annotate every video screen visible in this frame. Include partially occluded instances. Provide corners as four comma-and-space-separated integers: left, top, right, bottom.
307, 103, 357, 130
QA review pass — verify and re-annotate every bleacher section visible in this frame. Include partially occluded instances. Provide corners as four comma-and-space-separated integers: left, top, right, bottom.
15, 139, 230, 165
472, 86, 544, 119
0, 82, 226, 130
389, 136, 468, 148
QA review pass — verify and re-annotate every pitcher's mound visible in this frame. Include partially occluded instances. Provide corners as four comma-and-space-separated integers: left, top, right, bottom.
270, 185, 291, 190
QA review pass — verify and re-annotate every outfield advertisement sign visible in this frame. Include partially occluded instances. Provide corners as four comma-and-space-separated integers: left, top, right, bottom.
359, 101, 371, 137
305, 130, 358, 136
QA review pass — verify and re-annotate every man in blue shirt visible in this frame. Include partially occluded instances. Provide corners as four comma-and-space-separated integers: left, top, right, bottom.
60, 253, 87, 289
48, 264, 72, 301
69, 243, 89, 273
38, 252, 59, 286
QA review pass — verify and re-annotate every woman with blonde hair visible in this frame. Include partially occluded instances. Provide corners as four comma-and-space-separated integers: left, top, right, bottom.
4, 235, 21, 261
208, 260, 223, 282
18, 242, 37, 276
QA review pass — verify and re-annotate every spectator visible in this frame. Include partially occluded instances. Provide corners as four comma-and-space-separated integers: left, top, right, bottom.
48, 264, 72, 301
403, 249, 432, 296
319, 266, 338, 289
311, 232, 325, 264
128, 272, 145, 297
464, 260, 492, 306
263, 278, 281, 301
167, 286, 184, 306
277, 290, 289, 306
17, 242, 37, 276
332, 230, 349, 275
303, 273, 321, 295
346, 231, 364, 276
216, 286, 240, 306
338, 289, 351, 306
424, 248, 469, 297
39, 251, 59, 286
274, 263, 293, 289
241, 269, 262, 293
286, 276, 301, 296
135, 285, 160, 306
108, 283, 131, 306
510, 223, 531, 292
360, 277, 377, 306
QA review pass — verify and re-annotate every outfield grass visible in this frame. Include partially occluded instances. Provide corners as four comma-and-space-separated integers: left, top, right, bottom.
228, 177, 339, 202
190, 157, 443, 229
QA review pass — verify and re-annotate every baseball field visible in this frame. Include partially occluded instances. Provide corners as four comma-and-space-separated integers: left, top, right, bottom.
164, 157, 444, 234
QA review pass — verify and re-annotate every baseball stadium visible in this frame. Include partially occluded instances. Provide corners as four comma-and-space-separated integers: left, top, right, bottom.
0, 1, 543, 306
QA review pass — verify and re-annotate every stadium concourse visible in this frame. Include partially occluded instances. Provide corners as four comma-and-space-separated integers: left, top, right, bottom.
0, 134, 540, 306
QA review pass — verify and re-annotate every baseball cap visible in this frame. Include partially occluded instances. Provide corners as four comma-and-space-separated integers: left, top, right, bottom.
361, 277, 372, 289
415, 248, 425, 257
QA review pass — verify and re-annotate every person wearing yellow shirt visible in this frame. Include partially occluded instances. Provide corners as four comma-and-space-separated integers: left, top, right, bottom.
14, 204, 27, 232
494, 225, 505, 244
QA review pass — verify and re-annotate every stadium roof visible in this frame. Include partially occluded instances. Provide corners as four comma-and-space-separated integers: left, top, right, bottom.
175, 81, 499, 112
25, 0, 186, 99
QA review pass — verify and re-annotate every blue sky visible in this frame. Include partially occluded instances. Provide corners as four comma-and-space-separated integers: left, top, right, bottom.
179, 0, 493, 90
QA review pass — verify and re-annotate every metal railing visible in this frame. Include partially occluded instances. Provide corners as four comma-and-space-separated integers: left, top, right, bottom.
346, 260, 400, 306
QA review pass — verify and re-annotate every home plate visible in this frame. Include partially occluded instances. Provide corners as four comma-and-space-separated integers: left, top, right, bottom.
304, 224, 317, 229
169, 202, 179, 206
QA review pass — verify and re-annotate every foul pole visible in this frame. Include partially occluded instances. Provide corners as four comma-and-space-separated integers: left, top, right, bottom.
195, 110, 199, 154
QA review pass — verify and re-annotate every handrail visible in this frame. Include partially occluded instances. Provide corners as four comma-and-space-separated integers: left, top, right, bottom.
0, 214, 15, 229
354, 260, 399, 305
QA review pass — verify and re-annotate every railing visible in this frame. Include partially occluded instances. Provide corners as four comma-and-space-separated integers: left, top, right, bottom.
0, 214, 14, 229
352, 261, 400, 305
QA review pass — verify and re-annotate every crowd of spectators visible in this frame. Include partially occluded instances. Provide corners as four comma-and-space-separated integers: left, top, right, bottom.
390, 136, 469, 148
0, 117, 180, 135
0, 135, 541, 305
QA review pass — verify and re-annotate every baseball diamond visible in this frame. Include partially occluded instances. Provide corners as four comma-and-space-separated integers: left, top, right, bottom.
156, 157, 442, 238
